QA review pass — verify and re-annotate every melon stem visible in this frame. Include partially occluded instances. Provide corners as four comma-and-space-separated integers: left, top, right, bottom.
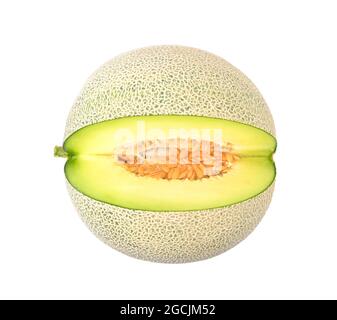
54, 146, 68, 158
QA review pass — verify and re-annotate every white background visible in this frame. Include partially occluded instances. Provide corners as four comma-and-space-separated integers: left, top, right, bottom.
0, 0, 336, 300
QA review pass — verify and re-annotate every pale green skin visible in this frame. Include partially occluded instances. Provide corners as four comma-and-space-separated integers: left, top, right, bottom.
60, 45, 276, 263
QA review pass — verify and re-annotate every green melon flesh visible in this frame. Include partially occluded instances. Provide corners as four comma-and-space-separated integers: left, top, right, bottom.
61, 115, 276, 211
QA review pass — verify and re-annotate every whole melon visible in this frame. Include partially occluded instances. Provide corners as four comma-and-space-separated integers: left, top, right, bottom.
57, 46, 276, 263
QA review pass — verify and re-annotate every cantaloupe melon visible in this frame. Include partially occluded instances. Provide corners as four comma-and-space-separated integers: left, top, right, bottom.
55, 46, 276, 263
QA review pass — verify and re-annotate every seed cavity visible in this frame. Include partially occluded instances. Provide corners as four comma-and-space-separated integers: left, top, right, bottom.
116, 139, 239, 180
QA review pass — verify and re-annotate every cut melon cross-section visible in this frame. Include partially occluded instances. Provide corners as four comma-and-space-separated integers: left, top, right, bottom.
58, 115, 276, 211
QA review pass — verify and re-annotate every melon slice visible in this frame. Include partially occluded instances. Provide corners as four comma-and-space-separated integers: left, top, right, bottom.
56, 115, 276, 211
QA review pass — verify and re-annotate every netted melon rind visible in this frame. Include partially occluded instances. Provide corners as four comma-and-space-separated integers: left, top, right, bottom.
64, 45, 276, 263
67, 182, 274, 263
65, 45, 275, 139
